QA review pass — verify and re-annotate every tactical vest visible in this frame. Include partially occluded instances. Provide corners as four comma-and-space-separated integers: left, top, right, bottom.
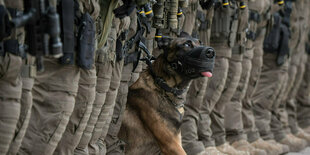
210, 0, 239, 47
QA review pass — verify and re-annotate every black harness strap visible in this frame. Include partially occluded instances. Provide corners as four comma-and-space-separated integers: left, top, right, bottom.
139, 44, 185, 97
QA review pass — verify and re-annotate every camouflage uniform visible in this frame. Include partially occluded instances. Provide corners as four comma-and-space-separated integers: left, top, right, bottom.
7, 55, 36, 155
19, 0, 98, 154
284, 0, 310, 135
52, 1, 99, 154
0, 0, 24, 154
242, 0, 271, 143
75, 13, 129, 155
198, 0, 240, 148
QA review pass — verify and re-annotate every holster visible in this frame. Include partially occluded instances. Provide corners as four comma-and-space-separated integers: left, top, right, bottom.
263, 12, 282, 53
76, 13, 96, 70
276, 24, 290, 66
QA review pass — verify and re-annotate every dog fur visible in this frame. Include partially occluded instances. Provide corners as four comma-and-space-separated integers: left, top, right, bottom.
119, 37, 214, 155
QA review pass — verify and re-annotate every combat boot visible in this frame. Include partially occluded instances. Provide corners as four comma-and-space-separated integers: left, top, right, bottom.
205, 146, 228, 155
278, 134, 307, 152
250, 138, 281, 155
231, 139, 266, 155
295, 129, 310, 145
266, 139, 290, 154
216, 143, 249, 155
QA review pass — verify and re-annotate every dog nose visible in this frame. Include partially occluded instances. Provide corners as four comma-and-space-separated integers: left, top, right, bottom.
204, 48, 215, 58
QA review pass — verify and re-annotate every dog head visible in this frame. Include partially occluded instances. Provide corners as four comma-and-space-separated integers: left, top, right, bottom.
159, 33, 216, 79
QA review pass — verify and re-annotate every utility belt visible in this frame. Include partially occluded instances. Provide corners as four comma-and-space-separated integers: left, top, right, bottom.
58, 0, 96, 70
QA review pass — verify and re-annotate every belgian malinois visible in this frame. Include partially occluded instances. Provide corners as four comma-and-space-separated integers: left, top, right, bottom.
119, 34, 215, 155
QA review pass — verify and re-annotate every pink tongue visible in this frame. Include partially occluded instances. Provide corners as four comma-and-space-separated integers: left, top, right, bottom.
201, 72, 213, 77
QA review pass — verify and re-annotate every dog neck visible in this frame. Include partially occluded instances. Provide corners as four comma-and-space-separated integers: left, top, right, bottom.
150, 55, 191, 95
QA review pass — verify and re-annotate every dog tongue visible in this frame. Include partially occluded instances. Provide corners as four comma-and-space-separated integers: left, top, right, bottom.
201, 72, 213, 77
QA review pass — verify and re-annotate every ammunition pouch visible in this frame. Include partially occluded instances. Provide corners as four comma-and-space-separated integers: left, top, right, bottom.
0, 39, 26, 58
211, 4, 239, 47
263, 12, 282, 53
76, 13, 96, 70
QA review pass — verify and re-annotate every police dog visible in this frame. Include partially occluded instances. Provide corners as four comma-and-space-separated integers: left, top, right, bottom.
119, 34, 215, 155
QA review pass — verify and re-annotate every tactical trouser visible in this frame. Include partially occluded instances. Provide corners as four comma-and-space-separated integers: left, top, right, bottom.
182, 0, 198, 35
0, 53, 22, 155
251, 53, 289, 141
225, 48, 254, 143
103, 64, 132, 155
89, 59, 123, 155
212, 49, 243, 146
104, 59, 143, 155
286, 52, 308, 134
75, 53, 113, 155
182, 77, 209, 154
198, 44, 231, 147
270, 50, 305, 140
270, 67, 288, 141
75, 17, 121, 155
7, 56, 36, 155
297, 55, 310, 128
242, 29, 265, 143
181, 3, 210, 154
104, 29, 152, 154
19, 58, 80, 155
54, 67, 96, 155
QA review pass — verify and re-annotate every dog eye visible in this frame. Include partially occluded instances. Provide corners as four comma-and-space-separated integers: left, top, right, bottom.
183, 42, 192, 47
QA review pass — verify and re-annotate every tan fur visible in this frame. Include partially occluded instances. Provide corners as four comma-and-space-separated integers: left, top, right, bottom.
119, 38, 203, 155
